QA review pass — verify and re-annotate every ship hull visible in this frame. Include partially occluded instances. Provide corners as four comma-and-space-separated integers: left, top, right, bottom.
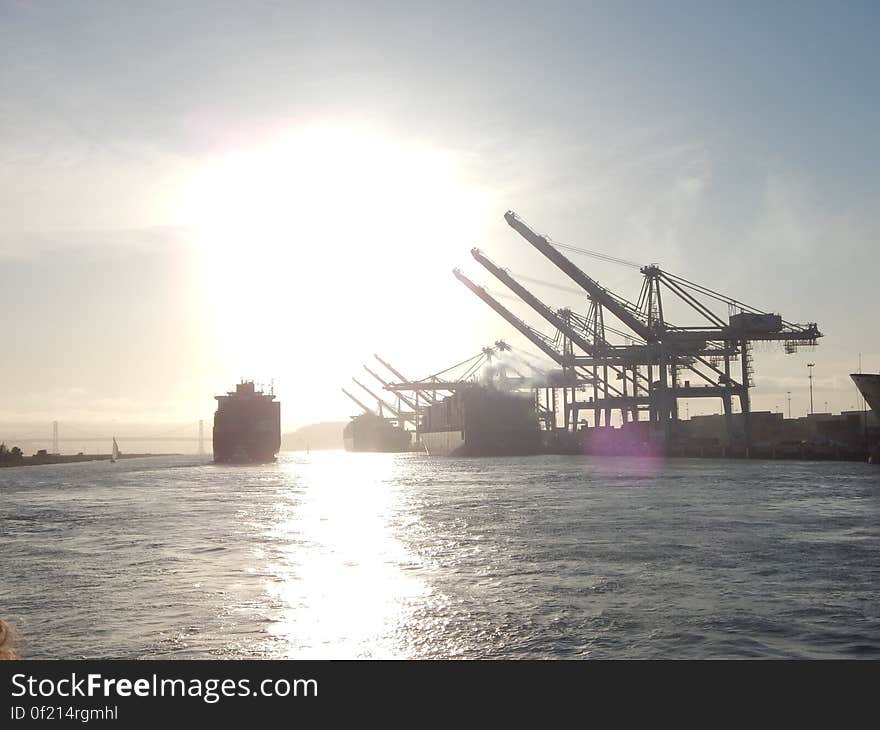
419, 427, 541, 457
420, 430, 466, 456
851, 374, 880, 415
851, 374, 880, 464
343, 437, 410, 453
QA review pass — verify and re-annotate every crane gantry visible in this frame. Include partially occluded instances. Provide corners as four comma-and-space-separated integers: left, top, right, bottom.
451, 211, 821, 453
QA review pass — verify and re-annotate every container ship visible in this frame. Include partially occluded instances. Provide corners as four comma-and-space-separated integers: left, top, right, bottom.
419, 384, 541, 456
213, 381, 281, 463
343, 413, 412, 452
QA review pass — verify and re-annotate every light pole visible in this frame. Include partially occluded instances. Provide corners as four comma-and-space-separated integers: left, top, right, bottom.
787, 391, 791, 419
859, 353, 867, 438
807, 363, 815, 415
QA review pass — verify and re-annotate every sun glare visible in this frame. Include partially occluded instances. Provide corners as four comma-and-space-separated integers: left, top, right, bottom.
180, 124, 487, 408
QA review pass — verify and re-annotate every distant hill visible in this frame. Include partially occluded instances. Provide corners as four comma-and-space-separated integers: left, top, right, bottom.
281, 421, 347, 451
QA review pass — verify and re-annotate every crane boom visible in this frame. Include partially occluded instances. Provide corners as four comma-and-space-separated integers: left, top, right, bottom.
352, 378, 418, 425
374, 354, 438, 404
363, 365, 419, 411
341, 388, 375, 416
373, 355, 411, 384
504, 211, 654, 342
471, 248, 651, 386
453, 268, 567, 365
472, 248, 615, 356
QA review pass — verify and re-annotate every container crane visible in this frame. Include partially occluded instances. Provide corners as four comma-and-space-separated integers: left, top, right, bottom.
498, 211, 821, 453
341, 388, 376, 416
374, 354, 439, 405
453, 268, 573, 366
363, 365, 421, 411
351, 378, 419, 427
504, 211, 655, 342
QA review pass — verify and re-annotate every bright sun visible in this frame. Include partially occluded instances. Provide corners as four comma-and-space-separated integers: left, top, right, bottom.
179, 124, 489, 417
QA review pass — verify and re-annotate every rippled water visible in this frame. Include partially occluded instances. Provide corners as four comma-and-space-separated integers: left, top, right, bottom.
2, 452, 879, 659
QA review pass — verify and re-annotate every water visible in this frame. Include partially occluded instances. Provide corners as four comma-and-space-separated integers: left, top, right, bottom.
2, 452, 879, 659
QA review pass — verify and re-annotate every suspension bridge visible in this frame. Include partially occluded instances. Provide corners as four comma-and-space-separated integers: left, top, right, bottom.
0, 420, 209, 456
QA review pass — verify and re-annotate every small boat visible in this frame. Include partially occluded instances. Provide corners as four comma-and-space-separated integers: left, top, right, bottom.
110, 437, 119, 463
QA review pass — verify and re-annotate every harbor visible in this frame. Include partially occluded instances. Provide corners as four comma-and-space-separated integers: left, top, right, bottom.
339, 211, 879, 464
3, 0, 880, 678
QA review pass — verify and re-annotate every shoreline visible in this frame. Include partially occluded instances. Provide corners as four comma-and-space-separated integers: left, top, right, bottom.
0, 453, 181, 468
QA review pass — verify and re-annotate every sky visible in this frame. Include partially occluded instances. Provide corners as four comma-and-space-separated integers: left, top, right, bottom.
1, 0, 878, 433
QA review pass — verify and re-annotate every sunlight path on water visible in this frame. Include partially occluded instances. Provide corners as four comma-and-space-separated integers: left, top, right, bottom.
264, 453, 432, 658
2, 453, 878, 659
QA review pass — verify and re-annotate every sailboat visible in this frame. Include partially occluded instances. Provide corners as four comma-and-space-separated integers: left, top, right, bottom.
110, 437, 119, 463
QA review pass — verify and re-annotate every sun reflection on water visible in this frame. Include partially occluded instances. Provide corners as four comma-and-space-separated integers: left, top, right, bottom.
264, 452, 431, 658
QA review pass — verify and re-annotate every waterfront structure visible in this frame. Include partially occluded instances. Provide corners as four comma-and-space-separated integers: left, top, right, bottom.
450, 211, 822, 455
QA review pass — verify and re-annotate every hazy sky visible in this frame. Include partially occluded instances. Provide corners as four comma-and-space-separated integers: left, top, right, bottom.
2, 0, 878, 430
